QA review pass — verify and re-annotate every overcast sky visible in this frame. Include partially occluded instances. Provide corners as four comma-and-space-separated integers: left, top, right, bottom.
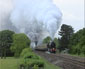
53, 0, 84, 32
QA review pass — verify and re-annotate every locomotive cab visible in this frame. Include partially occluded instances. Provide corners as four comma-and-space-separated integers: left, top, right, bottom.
47, 41, 56, 53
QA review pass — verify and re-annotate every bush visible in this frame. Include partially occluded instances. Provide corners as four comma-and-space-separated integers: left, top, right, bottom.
20, 49, 44, 69
20, 48, 44, 69
23, 52, 40, 59
19, 58, 44, 69
33, 65, 39, 69
20, 48, 33, 57
26, 59, 44, 69
20, 48, 40, 59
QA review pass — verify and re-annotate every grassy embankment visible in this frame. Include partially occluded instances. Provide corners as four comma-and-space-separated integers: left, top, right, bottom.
0, 57, 60, 69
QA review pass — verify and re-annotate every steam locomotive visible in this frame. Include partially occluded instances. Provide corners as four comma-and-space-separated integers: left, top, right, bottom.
47, 41, 56, 53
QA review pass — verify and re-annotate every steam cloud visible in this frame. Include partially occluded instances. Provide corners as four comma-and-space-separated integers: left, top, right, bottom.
0, 0, 18, 32
10, 0, 62, 48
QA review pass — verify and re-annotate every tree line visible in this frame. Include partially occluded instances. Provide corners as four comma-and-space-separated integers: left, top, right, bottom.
0, 24, 85, 58
0, 30, 30, 58
43, 24, 85, 56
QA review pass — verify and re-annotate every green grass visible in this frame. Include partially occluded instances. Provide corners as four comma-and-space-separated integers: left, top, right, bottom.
41, 57, 60, 69
0, 57, 21, 69
0, 57, 60, 69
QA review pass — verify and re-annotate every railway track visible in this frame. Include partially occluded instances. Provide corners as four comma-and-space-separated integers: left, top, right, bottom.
34, 50, 85, 69
57, 54, 85, 69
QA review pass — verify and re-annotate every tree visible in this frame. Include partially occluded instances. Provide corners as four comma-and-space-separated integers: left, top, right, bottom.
0, 30, 14, 59
43, 36, 51, 44
53, 38, 59, 48
69, 28, 85, 55
58, 24, 74, 51
10, 33, 31, 57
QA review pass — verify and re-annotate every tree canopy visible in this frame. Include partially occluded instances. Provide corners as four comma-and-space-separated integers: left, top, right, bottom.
10, 33, 31, 57
43, 36, 51, 44
58, 24, 74, 51
69, 28, 85, 55
0, 30, 15, 58
53, 38, 59, 48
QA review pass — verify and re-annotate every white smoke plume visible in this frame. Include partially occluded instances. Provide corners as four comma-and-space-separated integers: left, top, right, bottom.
10, 0, 62, 48
0, 0, 18, 32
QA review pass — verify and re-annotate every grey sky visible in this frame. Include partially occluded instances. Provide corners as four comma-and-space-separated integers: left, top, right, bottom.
53, 0, 84, 32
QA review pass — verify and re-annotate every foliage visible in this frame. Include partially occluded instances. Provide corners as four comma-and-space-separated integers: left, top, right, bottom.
0, 30, 15, 58
20, 48, 32, 57
20, 48, 44, 69
33, 65, 39, 69
0, 57, 60, 69
53, 38, 59, 48
20, 47, 44, 68
10, 33, 31, 57
20, 47, 60, 69
23, 53, 40, 59
43, 36, 51, 44
25, 59, 44, 69
58, 24, 74, 51
20, 48, 40, 59
69, 28, 85, 56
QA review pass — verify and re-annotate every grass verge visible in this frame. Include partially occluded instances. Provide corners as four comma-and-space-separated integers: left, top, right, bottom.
0, 57, 60, 69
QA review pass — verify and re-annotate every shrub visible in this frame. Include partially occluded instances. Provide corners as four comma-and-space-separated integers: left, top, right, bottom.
20, 48, 33, 57
19, 59, 44, 69
23, 52, 40, 59
20, 48, 44, 69
33, 65, 39, 69
26, 59, 44, 68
